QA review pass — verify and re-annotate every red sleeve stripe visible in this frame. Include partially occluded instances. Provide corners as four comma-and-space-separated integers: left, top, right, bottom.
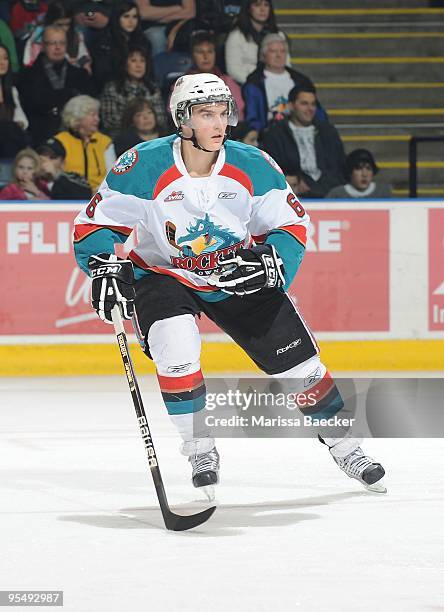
252, 233, 267, 243
152, 165, 182, 200
219, 163, 254, 196
128, 250, 149, 269
74, 224, 133, 242
157, 370, 204, 393
276, 224, 307, 247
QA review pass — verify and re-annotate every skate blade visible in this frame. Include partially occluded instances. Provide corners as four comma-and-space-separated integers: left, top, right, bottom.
200, 485, 216, 502
363, 479, 387, 494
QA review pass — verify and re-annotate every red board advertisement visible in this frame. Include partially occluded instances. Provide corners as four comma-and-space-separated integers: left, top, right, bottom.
292, 209, 390, 332
429, 209, 444, 331
0, 207, 390, 336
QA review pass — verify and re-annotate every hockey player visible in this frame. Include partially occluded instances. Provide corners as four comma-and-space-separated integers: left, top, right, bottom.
73, 73, 386, 496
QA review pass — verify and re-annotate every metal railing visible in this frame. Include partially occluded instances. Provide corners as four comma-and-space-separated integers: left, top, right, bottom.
409, 135, 444, 198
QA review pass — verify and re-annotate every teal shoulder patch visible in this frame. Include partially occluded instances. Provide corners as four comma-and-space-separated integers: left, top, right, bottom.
106, 135, 177, 199
224, 140, 287, 196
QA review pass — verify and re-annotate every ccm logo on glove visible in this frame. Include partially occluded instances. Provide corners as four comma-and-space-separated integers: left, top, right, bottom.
88, 253, 135, 324
90, 263, 123, 277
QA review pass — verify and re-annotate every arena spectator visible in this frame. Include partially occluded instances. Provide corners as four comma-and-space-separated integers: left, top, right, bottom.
0, 19, 19, 72
23, 0, 91, 72
135, 0, 196, 56
37, 136, 92, 199
225, 0, 288, 85
231, 120, 258, 146
0, 147, 48, 199
114, 97, 165, 156
243, 33, 325, 133
195, 0, 242, 35
181, 30, 245, 120
100, 46, 165, 139
54, 95, 116, 191
10, 0, 48, 38
327, 149, 392, 199
0, 44, 29, 158
90, 0, 151, 93
74, 0, 112, 48
19, 25, 94, 145
262, 84, 345, 198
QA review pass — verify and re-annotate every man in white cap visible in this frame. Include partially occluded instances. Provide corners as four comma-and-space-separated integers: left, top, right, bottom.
73, 73, 386, 500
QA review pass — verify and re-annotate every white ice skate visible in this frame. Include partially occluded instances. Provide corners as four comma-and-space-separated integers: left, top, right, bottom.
182, 438, 220, 502
332, 446, 387, 493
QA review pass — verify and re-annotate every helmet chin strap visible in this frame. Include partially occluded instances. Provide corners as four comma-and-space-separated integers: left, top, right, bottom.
177, 126, 232, 153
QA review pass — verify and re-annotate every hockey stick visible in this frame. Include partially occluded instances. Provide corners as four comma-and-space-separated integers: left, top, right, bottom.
111, 305, 216, 531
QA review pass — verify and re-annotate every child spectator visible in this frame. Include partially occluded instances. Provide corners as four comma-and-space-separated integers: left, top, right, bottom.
36, 136, 92, 199
327, 149, 393, 199
225, 0, 287, 85
0, 147, 49, 199
54, 94, 115, 191
114, 97, 165, 157
0, 44, 29, 158
23, 0, 91, 73
100, 46, 165, 139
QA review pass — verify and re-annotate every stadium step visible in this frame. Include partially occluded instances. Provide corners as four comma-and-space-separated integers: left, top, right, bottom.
290, 57, 444, 81
274, 0, 444, 193
287, 33, 444, 57
316, 83, 444, 109
276, 7, 444, 26
339, 134, 444, 160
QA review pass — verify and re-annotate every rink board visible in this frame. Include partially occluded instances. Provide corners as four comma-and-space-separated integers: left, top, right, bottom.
0, 200, 443, 373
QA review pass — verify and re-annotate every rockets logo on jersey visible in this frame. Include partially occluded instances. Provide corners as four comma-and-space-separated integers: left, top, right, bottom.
111, 148, 139, 175
167, 213, 242, 275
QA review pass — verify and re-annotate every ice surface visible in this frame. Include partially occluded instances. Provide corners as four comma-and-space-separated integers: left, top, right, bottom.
1, 376, 443, 612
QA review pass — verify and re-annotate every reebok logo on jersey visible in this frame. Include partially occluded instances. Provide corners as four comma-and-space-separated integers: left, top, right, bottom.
276, 339, 301, 355
218, 192, 237, 199
167, 363, 191, 374
164, 191, 184, 202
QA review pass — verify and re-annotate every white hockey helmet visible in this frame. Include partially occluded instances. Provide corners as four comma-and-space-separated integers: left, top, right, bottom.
170, 73, 238, 129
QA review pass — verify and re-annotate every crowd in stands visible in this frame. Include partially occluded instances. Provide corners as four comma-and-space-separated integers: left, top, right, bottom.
0, 0, 392, 200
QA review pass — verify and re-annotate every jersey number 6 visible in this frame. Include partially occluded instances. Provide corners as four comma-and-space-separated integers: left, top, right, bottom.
86, 193, 103, 219
287, 193, 305, 218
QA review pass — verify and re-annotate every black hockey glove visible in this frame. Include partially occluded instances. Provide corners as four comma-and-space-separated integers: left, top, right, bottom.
208, 245, 285, 296
88, 253, 135, 324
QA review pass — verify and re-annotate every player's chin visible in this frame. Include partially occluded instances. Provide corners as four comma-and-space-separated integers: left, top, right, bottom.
208, 136, 224, 149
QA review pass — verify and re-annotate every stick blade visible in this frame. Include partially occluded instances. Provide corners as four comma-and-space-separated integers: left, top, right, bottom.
164, 506, 216, 531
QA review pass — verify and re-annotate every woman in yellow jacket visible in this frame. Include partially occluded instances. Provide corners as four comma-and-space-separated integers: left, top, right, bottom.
55, 95, 116, 192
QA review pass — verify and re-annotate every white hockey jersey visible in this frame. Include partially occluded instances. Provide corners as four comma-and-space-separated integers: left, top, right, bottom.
74, 135, 309, 301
